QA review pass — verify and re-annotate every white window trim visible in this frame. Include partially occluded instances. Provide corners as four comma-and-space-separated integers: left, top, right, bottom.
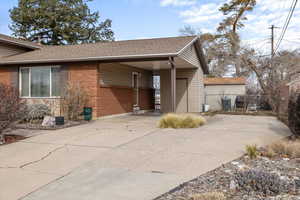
19, 66, 61, 98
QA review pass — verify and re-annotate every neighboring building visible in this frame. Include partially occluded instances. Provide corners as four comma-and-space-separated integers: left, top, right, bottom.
204, 77, 246, 111
0, 34, 209, 118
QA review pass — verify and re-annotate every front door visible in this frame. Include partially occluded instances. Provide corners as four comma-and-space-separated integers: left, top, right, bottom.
176, 78, 188, 113
132, 72, 139, 108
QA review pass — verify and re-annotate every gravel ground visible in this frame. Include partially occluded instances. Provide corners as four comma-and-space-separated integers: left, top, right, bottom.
155, 154, 300, 200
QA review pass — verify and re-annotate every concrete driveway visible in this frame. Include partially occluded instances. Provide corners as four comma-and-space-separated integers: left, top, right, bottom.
0, 114, 291, 200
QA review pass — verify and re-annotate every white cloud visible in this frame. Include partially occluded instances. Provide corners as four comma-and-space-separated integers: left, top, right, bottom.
160, 0, 197, 7
179, 3, 223, 23
163, 0, 300, 50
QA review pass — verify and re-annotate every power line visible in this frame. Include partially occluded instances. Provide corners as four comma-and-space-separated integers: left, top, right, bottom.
274, 0, 298, 54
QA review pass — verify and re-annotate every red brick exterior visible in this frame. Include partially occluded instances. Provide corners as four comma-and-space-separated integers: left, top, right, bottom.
0, 62, 154, 118
67, 62, 154, 118
98, 86, 154, 117
0, 67, 13, 85
68, 63, 100, 118
98, 86, 134, 116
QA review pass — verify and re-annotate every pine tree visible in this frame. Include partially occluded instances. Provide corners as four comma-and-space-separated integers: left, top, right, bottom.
217, 0, 256, 77
9, 0, 114, 45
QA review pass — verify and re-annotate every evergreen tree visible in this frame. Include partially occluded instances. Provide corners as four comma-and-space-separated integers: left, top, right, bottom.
9, 0, 114, 45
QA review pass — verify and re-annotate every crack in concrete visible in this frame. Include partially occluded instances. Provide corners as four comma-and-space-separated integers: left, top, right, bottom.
20, 145, 66, 169
0, 145, 66, 170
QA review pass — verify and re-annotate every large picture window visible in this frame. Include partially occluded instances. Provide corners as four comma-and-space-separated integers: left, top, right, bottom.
20, 66, 61, 98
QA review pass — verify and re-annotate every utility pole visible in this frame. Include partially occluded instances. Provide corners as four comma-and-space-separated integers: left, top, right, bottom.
269, 25, 279, 58
270, 25, 275, 58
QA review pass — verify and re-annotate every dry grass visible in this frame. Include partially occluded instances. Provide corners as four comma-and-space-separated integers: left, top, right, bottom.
158, 113, 206, 129
245, 144, 259, 159
266, 140, 300, 158
190, 192, 226, 200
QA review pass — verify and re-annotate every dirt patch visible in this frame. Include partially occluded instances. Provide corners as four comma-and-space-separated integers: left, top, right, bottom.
1, 134, 26, 145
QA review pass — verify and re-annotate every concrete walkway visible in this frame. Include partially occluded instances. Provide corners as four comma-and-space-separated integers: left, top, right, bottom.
0, 114, 291, 200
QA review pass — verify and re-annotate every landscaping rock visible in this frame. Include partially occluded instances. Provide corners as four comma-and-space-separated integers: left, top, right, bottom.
42, 116, 55, 127
155, 156, 300, 200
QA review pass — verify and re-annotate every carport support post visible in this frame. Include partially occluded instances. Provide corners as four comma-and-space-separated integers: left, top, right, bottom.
169, 57, 176, 112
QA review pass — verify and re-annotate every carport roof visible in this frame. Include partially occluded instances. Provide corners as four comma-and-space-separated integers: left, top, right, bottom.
0, 36, 204, 65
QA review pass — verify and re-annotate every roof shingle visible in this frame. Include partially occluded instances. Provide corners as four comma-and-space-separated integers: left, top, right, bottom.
0, 36, 197, 65
0, 34, 41, 49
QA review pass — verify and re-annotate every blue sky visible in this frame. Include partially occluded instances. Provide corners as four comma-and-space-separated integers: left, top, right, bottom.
0, 0, 299, 52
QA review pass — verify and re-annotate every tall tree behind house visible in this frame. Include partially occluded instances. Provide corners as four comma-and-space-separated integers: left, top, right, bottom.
9, 0, 115, 45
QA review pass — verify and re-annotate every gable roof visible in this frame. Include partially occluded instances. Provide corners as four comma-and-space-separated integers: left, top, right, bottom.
0, 36, 207, 70
0, 34, 41, 50
204, 77, 246, 85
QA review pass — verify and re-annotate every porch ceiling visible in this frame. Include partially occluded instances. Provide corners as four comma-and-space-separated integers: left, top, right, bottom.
121, 57, 197, 70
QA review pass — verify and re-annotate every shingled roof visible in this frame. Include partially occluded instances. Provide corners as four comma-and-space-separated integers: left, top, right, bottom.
204, 77, 246, 85
0, 36, 200, 65
0, 34, 41, 50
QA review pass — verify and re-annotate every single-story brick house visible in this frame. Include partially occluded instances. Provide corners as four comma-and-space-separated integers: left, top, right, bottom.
204, 77, 246, 110
0, 34, 209, 118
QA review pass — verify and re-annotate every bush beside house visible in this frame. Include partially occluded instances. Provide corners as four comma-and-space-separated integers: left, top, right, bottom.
288, 92, 300, 136
0, 83, 26, 144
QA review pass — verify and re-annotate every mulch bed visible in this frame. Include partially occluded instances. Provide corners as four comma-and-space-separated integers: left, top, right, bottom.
15, 120, 89, 130
155, 154, 300, 200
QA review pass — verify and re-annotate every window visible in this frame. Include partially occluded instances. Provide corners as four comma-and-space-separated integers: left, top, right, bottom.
20, 66, 61, 98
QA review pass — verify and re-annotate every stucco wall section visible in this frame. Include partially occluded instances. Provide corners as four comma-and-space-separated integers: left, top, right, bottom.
204, 84, 246, 110
160, 67, 204, 113
99, 63, 153, 88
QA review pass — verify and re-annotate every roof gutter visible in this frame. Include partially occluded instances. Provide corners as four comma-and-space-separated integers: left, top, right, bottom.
0, 52, 178, 65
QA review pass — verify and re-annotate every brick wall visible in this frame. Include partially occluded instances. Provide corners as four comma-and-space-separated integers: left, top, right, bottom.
0, 62, 154, 118
98, 86, 133, 116
68, 63, 100, 118
0, 67, 14, 85
68, 62, 154, 118
98, 86, 154, 117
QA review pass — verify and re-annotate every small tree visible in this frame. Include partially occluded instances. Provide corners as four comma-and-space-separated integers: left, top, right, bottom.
0, 83, 26, 143
288, 92, 300, 136
60, 83, 89, 121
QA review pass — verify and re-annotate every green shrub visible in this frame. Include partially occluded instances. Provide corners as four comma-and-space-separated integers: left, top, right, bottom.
158, 113, 206, 129
245, 144, 259, 159
288, 93, 300, 136
190, 192, 225, 200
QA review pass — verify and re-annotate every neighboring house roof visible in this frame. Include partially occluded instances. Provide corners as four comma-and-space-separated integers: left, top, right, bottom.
0, 36, 208, 73
0, 33, 41, 50
204, 77, 246, 86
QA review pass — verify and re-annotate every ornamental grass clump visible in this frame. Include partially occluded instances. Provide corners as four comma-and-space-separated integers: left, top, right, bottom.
267, 140, 300, 158
245, 144, 259, 159
158, 113, 206, 129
